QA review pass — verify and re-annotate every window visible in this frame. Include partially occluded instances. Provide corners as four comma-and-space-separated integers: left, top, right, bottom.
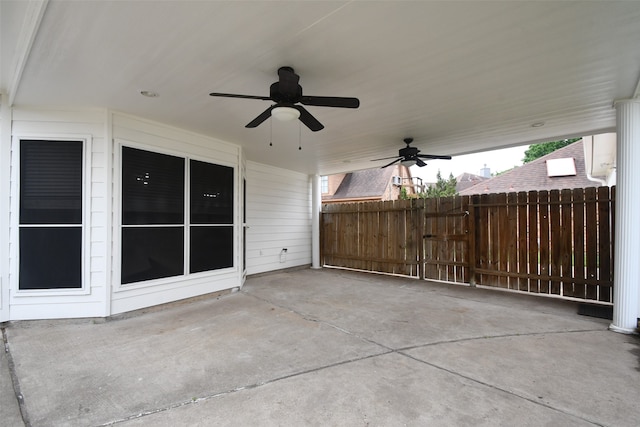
321, 176, 329, 194
19, 140, 83, 289
189, 159, 234, 273
121, 147, 234, 285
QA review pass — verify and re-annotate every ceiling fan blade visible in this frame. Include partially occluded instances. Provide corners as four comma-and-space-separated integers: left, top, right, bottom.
417, 154, 453, 160
371, 155, 401, 161
415, 158, 427, 167
300, 96, 360, 108
381, 158, 402, 169
245, 106, 275, 128
209, 92, 271, 101
295, 105, 324, 132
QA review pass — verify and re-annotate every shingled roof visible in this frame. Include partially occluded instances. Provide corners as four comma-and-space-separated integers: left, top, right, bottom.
455, 172, 489, 192
326, 167, 395, 200
458, 140, 600, 195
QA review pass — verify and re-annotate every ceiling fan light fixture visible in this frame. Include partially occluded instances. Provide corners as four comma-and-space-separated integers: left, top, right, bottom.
272, 106, 300, 121
401, 159, 417, 166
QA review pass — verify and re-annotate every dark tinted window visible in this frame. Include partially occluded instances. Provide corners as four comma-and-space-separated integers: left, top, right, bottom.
122, 147, 185, 225
121, 227, 184, 284
19, 227, 82, 289
20, 140, 82, 224
190, 160, 233, 224
121, 148, 235, 284
190, 226, 233, 273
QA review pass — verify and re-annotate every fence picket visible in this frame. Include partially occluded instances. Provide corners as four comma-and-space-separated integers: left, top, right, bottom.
597, 186, 612, 302
572, 188, 586, 299
528, 190, 540, 293
539, 190, 551, 294
549, 190, 561, 295
478, 194, 490, 285
561, 189, 574, 297
517, 192, 529, 292
584, 188, 598, 299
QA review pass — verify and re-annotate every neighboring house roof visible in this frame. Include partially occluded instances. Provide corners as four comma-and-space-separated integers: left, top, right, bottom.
458, 140, 599, 195
455, 172, 489, 193
326, 167, 395, 200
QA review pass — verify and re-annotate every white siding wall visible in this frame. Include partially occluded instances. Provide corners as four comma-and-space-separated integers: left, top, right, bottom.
9, 108, 108, 319
246, 161, 312, 275
3, 108, 314, 320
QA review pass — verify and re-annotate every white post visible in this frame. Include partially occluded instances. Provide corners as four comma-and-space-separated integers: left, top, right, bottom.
610, 99, 640, 333
311, 174, 321, 269
0, 96, 11, 322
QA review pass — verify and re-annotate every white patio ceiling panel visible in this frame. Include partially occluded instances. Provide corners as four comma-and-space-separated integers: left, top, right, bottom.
5, 1, 640, 175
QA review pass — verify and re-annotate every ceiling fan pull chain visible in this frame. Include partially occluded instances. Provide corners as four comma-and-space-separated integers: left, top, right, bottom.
269, 118, 273, 147
298, 122, 302, 151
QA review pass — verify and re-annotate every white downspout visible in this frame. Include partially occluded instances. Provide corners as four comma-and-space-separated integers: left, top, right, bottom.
583, 136, 608, 186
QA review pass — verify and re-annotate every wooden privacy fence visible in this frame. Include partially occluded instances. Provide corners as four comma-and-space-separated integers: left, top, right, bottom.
320, 187, 615, 303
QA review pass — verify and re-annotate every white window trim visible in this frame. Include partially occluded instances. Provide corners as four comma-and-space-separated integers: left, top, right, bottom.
112, 139, 238, 293
11, 135, 92, 297
321, 175, 329, 194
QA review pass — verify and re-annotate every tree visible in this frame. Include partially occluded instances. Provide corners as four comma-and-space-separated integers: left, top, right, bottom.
399, 186, 410, 200
522, 138, 580, 163
422, 171, 457, 198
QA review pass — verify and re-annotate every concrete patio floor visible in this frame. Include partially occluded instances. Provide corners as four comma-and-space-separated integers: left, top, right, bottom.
2, 268, 639, 426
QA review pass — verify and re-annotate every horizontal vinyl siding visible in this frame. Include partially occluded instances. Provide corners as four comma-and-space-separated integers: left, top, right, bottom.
9, 108, 108, 320
112, 113, 238, 165
246, 161, 311, 275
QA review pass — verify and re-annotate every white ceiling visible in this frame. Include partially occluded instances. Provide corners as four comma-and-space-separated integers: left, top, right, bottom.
2, 1, 640, 175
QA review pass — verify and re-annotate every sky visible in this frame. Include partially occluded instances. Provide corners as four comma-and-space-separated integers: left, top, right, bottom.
410, 144, 529, 184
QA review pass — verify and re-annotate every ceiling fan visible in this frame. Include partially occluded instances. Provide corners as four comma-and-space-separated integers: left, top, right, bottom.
209, 66, 359, 132
372, 138, 452, 168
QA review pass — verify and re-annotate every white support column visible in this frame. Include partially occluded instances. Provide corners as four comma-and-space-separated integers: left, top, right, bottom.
311, 174, 321, 269
610, 99, 640, 334
0, 96, 11, 322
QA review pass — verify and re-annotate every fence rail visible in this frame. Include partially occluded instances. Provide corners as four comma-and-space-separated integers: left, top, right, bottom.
321, 187, 615, 303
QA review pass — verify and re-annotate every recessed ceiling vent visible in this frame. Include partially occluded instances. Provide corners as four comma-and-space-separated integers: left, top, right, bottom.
546, 158, 576, 177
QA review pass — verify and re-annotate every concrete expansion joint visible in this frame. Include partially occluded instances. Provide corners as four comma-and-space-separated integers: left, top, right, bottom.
398, 349, 606, 427
242, 290, 394, 351
397, 327, 607, 353
102, 326, 608, 426
389, 328, 610, 427
2, 327, 31, 427
100, 352, 395, 426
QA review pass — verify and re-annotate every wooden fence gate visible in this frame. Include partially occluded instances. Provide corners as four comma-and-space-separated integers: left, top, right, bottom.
321, 187, 615, 304
422, 195, 470, 284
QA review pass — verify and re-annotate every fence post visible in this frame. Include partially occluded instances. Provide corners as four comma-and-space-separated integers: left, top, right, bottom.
468, 195, 478, 287
417, 198, 425, 280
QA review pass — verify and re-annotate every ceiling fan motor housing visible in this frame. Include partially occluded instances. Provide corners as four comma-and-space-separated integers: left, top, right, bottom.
270, 82, 302, 104
399, 146, 419, 158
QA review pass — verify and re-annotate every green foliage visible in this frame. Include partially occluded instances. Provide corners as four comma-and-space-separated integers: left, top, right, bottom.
421, 171, 457, 198
399, 187, 410, 200
522, 138, 580, 163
